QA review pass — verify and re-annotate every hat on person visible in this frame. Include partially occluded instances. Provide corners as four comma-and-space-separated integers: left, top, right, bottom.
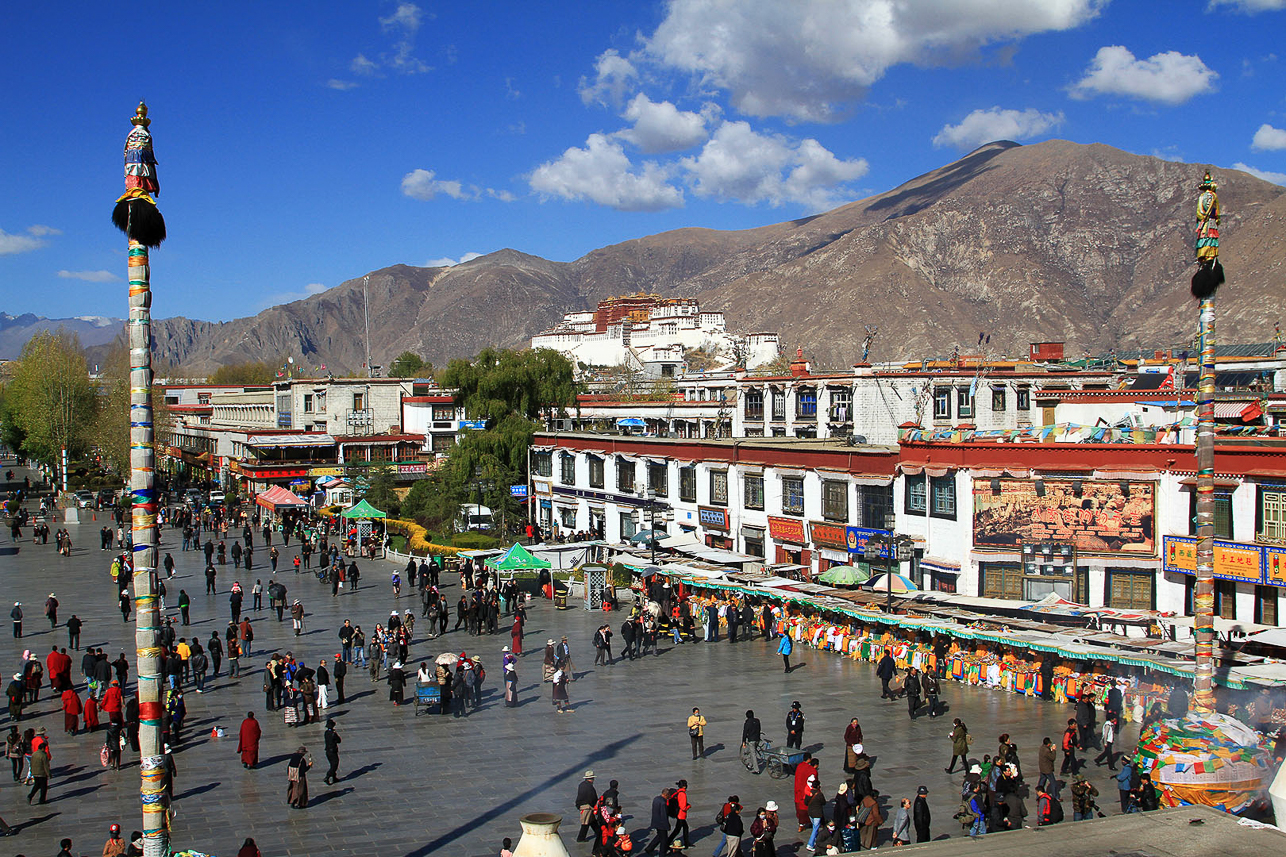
917, 786, 928, 796
49, 593, 55, 598
808, 775, 817, 783
765, 800, 778, 811
584, 770, 595, 779
502, 645, 510, 652
547, 639, 555, 645
110, 824, 121, 834
852, 743, 863, 755
792, 700, 801, 709
969, 764, 981, 774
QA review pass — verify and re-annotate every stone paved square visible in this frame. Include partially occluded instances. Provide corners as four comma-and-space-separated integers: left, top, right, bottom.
1, 479, 1128, 856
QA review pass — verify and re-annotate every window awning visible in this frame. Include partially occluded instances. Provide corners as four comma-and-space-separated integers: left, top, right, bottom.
616, 418, 646, 427
1213, 401, 1262, 421
920, 556, 961, 574
248, 433, 335, 447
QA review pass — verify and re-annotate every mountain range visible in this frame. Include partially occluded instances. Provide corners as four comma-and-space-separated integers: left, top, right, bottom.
16, 140, 1286, 373
0, 313, 124, 362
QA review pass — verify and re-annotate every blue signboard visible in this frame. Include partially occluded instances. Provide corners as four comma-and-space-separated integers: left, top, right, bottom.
845, 526, 892, 557
459, 419, 487, 430
510, 484, 529, 497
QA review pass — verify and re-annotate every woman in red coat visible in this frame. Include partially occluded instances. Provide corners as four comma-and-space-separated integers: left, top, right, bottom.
237, 711, 262, 768
83, 694, 100, 731
101, 681, 124, 724
60, 687, 82, 735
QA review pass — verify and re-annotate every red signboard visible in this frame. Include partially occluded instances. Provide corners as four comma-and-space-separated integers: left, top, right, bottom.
809, 521, 848, 550
768, 516, 807, 544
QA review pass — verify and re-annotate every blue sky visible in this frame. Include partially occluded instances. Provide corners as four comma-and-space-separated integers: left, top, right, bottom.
2, 1, 1285, 323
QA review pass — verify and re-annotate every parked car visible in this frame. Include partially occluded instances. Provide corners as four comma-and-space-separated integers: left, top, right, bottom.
183, 488, 202, 506
456, 503, 494, 532
74, 490, 95, 508
96, 489, 117, 506
207, 490, 225, 505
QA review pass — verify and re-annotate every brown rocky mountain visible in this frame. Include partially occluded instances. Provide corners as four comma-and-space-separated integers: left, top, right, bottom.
144, 140, 1285, 375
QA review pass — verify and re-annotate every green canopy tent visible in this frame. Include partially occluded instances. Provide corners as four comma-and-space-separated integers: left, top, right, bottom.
340, 499, 387, 557
485, 542, 552, 573
340, 499, 386, 519
818, 563, 873, 587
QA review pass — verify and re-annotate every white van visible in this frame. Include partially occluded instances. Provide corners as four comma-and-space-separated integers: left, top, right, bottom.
457, 504, 494, 532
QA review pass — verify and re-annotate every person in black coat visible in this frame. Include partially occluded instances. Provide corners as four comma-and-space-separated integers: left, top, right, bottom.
645, 787, 671, 854
575, 772, 598, 841
876, 651, 896, 698
322, 719, 341, 785
387, 663, 406, 705
913, 786, 931, 843
905, 667, 922, 719
620, 619, 636, 661
332, 657, 346, 704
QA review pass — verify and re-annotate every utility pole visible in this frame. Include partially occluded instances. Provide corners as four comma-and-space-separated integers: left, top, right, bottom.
111, 101, 168, 857
363, 275, 373, 378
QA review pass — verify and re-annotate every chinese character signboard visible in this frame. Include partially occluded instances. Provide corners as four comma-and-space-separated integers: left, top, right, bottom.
810, 521, 848, 550
973, 479, 1155, 554
510, 484, 529, 498
1163, 535, 1265, 584
1266, 546, 1286, 587
768, 516, 807, 544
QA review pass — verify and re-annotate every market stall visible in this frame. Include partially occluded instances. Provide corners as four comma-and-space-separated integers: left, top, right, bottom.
340, 499, 387, 558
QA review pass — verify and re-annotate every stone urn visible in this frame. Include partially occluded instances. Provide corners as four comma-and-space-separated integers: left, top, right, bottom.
512, 812, 571, 857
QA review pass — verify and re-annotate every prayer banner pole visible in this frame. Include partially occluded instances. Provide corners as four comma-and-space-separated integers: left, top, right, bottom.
112, 101, 169, 857
1190, 170, 1223, 714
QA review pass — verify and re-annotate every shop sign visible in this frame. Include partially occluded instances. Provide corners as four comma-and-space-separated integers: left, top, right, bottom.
845, 526, 891, 557
810, 521, 848, 550
398, 463, 428, 476
309, 467, 343, 477
1266, 546, 1286, 587
768, 516, 806, 544
510, 484, 529, 497
1162, 535, 1263, 583
697, 506, 729, 531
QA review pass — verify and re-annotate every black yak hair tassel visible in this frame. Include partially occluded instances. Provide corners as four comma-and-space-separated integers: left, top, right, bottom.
1190, 260, 1224, 300
112, 192, 167, 248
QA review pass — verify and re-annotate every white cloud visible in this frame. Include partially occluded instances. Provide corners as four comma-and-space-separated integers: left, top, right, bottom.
379, 2, 423, 32
57, 270, 120, 283
327, 79, 359, 91
645, 0, 1105, 121
0, 225, 57, 256
401, 169, 469, 201
259, 281, 330, 310
578, 49, 639, 107
1070, 45, 1218, 104
530, 133, 684, 212
1208, 0, 1286, 12
932, 106, 1064, 149
1232, 162, 1286, 185
1251, 123, 1286, 151
426, 252, 484, 268
348, 3, 430, 79
618, 94, 712, 154
351, 53, 380, 76
680, 121, 868, 209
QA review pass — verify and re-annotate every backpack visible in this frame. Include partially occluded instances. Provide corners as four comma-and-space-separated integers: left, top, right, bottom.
1047, 797, 1064, 824
667, 794, 680, 818
715, 804, 729, 831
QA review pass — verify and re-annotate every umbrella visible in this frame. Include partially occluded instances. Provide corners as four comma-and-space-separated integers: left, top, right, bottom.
865, 572, 918, 593
630, 529, 667, 544
818, 564, 872, 586
435, 652, 459, 666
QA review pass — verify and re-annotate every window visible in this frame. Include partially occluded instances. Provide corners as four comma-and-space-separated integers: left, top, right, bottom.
1255, 585, 1278, 625
933, 388, 951, 420
930, 571, 958, 594
616, 459, 635, 493
532, 451, 552, 478
431, 434, 454, 452
821, 480, 848, 522
433, 405, 455, 421
648, 462, 668, 496
744, 474, 764, 510
1259, 487, 1286, 541
1107, 568, 1155, 610
981, 563, 1023, 600
1215, 580, 1237, 619
1188, 490, 1234, 539
1184, 576, 1196, 616
957, 388, 973, 418
1016, 387, 1030, 410
743, 528, 765, 558
991, 386, 1006, 412
930, 475, 956, 519
796, 389, 817, 419
302, 394, 314, 413
771, 391, 787, 420
678, 466, 696, 502
829, 389, 852, 421
559, 454, 575, 485
619, 511, 637, 539
559, 507, 576, 530
744, 389, 764, 420
905, 474, 927, 514
781, 477, 804, 516
710, 470, 729, 506
860, 484, 893, 530
588, 457, 604, 489
353, 392, 365, 411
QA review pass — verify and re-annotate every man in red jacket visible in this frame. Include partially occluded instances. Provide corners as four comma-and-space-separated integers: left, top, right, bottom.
101, 680, 124, 725
793, 752, 819, 830
666, 780, 691, 851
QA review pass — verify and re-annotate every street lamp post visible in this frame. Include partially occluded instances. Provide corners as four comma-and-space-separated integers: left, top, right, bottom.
640, 487, 657, 563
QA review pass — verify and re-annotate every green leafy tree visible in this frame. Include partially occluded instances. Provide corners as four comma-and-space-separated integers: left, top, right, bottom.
388, 351, 432, 378
6, 330, 97, 471
209, 361, 276, 385
439, 347, 576, 425
361, 466, 401, 517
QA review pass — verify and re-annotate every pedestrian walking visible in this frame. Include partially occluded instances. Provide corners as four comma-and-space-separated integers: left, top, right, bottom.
322, 719, 341, 785
66, 614, 82, 650
644, 787, 672, 854
913, 785, 931, 843
742, 709, 763, 773
1094, 715, 1118, 770
11, 602, 22, 638
286, 746, 311, 809
687, 707, 707, 759
666, 779, 691, 851
1060, 718, 1080, 774
776, 632, 793, 672
575, 771, 598, 842
877, 649, 896, 698
1037, 736, 1057, 795
946, 718, 970, 773
237, 712, 261, 768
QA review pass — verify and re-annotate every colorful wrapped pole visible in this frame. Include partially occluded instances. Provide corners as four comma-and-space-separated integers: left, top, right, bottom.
111, 101, 168, 857
1191, 171, 1220, 714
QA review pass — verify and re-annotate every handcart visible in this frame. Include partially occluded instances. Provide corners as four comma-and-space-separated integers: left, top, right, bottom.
414, 681, 442, 716
743, 738, 807, 778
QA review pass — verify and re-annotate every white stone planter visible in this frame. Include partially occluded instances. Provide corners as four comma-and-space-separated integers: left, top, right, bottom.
512, 812, 571, 857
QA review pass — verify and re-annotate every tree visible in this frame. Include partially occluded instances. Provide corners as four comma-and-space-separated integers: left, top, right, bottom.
388, 351, 432, 379
439, 347, 576, 425
209, 361, 276, 385
6, 330, 97, 472
361, 466, 401, 517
